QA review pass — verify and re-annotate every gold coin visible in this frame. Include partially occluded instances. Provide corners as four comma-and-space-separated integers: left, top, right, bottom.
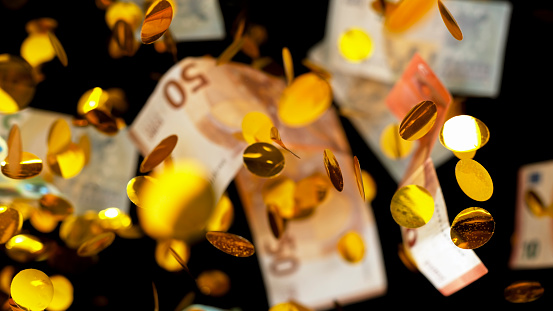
10, 269, 53, 311
455, 159, 493, 201
301, 58, 332, 80
278, 73, 332, 127
438, 0, 463, 41
398, 100, 437, 141
323, 149, 343, 192
524, 189, 548, 217
174, 292, 195, 311
20, 33, 56, 68
384, 0, 435, 33
217, 37, 245, 66
47, 119, 71, 155
30, 208, 58, 233
77, 232, 116, 257
46, 31, 68, 67
270, 127, 300, 159
504, 281, 544, 303
453, 150, 476, 160
282, 47, 294, 85
105, 1, 143, 31
48, 275, 74, 311
25, 17, 58, 34
47, 142, 86, 179
338, 28, 374, 62
78, 134, 92, 166
0, 206, 23, 244
353, 156, 365, 201
450, 207, 494, 249
0, 265, 14, 294
293, 173, 329, 219
140, 134, 178, 173
141, 0, 174, 44
397, 243, 418, 272
113, 19, 135, 56
59, 212, 103, 249
337, 231, 365, 264
127, 175, 157, 208
380, 123, 414, 160
9, 198, 35, 221
116, 224, 144, 239
1, 152, 43, 180
267, 204, 287, 239
205, 231, 255, 257
0, 54, 36, 113
206, 193, 234, 232
4, 124, 22, 176
361, 170, 377, 202
196, 270, 230, 297
39, 193, 74, 220
4, 234, 45, 262
98, 207, 132, 231
77, 87, 109, 115
243, 142, 285, 178
155, 239, 189, 272
262, 177, 296, 219
241, 112, 273, 145
84, 109, 119, 135
440, 115, 489, 152
390, 185, 434, 228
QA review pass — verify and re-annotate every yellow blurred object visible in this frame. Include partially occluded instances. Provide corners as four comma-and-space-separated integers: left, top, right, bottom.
0, 206, 23, 244
5, 234, 45, 262
20, 33, 56, 68
47, 275, 74, 311
384, 0, 436, 33
337, 231, 365, 263
241, 112, 274, 144
338, 28, 374, 62
206, 193, 234, 232
11, 269, 53, 311
155, 239, 189, 272
105, 1, 144, 31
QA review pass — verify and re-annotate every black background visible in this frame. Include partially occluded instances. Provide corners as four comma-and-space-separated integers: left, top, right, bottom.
2, 0, 553, 310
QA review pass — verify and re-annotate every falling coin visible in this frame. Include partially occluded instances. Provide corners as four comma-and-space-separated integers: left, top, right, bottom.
0, 206, 23, 244
30, 208, 59, 233
243, 142, 285, 178
77, 87, 109, 115
77, 232, 116, 257
20, 32, 56, 68
380, 123, 414, 160
267, 204, 287, 239
78, 134, 91, 166
440, 115, 489, 152
84, 109, 119, 135
293, 173, 330, 219
205, 231, 255, 257
450, 207, 494, 249
47, 142, 86, 179
397, 243, 418, 273
0, 265, 14, 294
48, 275, 74, 311
398, 100, 437, 141
262, 177, 296, 219
155, 239, 189, 272
105, 1, 143, 31
278, 72, 332, 127
361, 170, 377, 202
390, 185, 434, 228
59, 212, 102, 249
384, 0, 435, 33
112, 19, 136, 56
98, 207, 132, 231
353, 156, 365, 201
453, 150, 476, 160
1, 152, 43, 180
174, 292, 195, 311
4, 234, 45, 263
47, 119, 71, 155
11, 269, 53, 311
282, 47, 294, 85
301, 58, 332, 80
455, 159, 493, 201
126, 175, 157, 208
504, 281, 544, 303
270, 127, 300, 159
241, 112, 274, 145
438, 0, 463, 41
141, 0, 173, 44
524, 189, 548, 217
3, 124, 22, 177
0, 54, 36, 113
196, 270, 230, 297
140, 134, 178, 173
217, 37, 245, 66
206, 193, 234, 232
323, 149, 344, 192
39, 194, 74, 221
337, 231, 365, 264
338, 27, 374, 62
46, 31, 68, 67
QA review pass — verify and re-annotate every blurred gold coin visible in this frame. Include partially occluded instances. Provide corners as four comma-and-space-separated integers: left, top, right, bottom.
174, 292, 195, 311
112, 19, 136, 57
524, 189, 548, 217
59, 212, 102, 249
4, 124, 22, 177
98, 207, 131, 231
141, 0, 174, 44
390, 185, 434, 228
453, 150, 476, 160
105, 1, 143, 30
217, 37, 245, 66
155, 239, 189, 272
47, 275, 73, 311
0, 206, 23, 244
116, 224, 144, 239
140, 134, 178, 173
241, 112, 274, 145
267, 204, 287, 239
9, 198, 35, 221
398, 100, 437, 141
337, 231, 365, 264
282, 47, 294, 85
293, 173, 329, 219
47, 119, 71, 155
30, 208, 58, 233
338, 28, 374, 62
5, 234, 45, 262
353, 156, 365, 201
20, 33, 56, 68
1, 152, 43, 180
438, 0, 463, 41
243, 142, 285, 178
504, 281, 544, 303
270, 127, 300, 159
0, 265, 14, 294
455, 159, 493, 201
262, 177, 296, 219
11, 269, 53, 311
450, 207, 494, 249
196, 270, 230, 297
278, 73, 331, 127
361, 170, 377, 202
25, 17, 58, 34
301, 58, 332, 80
127, 175, 157, 208
206, 193, 234, 232
398, 243, 418, 272
0, 54, 36, 113
84, 109, 119, 136
440, 115, 489, 152
323, 149, 343, 192
205, 231, 255, 257
47, 142, 86, 179
380, 123, 414, 160
77, 232, 116, 257
46, 31, 68, 67
77, 87, 109, 115
39, 194, 74, 221
78, 134, 92, 166
384, 0, 435, 33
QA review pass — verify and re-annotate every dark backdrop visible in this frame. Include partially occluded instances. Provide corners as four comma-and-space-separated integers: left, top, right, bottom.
1, 0, 553, 310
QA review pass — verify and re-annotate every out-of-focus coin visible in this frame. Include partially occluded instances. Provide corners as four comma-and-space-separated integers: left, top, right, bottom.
380, 123, 414, 160
337, 231, 365, 263
440, 115, 489, 152
10, 269, 53, 311
0, 206, 22, 244
338, 28, 374, 62
205, 231, 255, 257
438, 0, 463, 41
76, 232, 116, 257
140, 134, 178, 173
282, 47, 294, 85
47, 275, 74, 311
46, 31, 68, 67
323, 149, 343, 192
504, 281, 544, 303
196, 270, 230, 297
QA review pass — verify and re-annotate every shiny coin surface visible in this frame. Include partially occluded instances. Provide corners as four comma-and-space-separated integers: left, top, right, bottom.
84, 109, 119, 135
323, 149, 344, 192
455, 159, 493, 202
1, 152, 43, 180
140, 134, 178, 173
337, 231, 365, 264
47, 119, 71, 155
438, 0, 463, 41
105, 1, 143, 30
450, 207, 495, 249
76, 232, 116, 257
141, 0, 174, 44
338, 27, 374, 62
390, 185, 434, 228
39, 194, 74, 220
11, 269, 53, 311
205, 231, 255, 257
524, 189, 548, 217
0, 206, 23, 244
47, 142, 86, 179
243, 142, 285, 178
440, 115, 489, 152
196, 270, 230, 297
46, 31, 68, 67
98, 207, 132, 231
127, 175, 157, 208
398, 100, 437, 141
4, 234, 45, 262
504, 281, 544, 303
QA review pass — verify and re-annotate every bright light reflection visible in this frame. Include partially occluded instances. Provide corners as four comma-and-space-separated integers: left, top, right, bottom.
441, 115, 481, 152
